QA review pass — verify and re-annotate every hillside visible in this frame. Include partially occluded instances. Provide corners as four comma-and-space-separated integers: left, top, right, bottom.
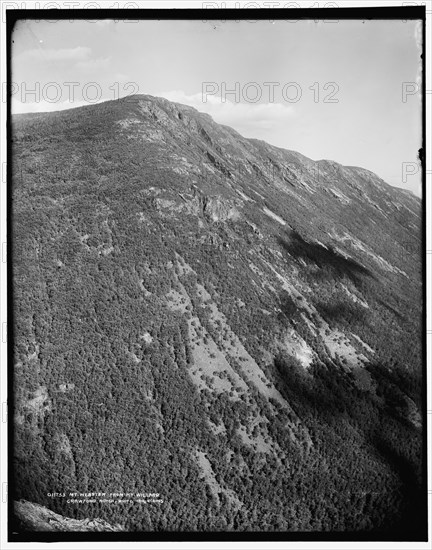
11, 94, 424, 537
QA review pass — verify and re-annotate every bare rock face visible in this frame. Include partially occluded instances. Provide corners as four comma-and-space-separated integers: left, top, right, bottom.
153, 193, 240, 223
14, 500, 123, 532
202, 197, 240, 223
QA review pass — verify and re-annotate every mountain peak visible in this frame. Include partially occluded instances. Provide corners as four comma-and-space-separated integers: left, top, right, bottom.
11, 90, 423, 536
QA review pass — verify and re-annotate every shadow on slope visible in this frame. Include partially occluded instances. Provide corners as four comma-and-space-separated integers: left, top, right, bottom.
278, 231, 373, 284
315, 301, 369, 326
272, 353, 425, 537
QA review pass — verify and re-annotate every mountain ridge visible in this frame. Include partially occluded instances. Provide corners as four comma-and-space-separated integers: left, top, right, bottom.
12, 93, 421, 203
11, 92, 424, 536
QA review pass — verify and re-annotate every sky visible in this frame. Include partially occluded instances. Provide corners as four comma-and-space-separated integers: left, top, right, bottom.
11, 18, 423, 196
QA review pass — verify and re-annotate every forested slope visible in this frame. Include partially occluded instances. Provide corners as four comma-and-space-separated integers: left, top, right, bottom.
11, 95, 425, 536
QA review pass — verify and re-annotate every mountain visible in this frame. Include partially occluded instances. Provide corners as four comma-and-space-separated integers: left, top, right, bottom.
11, 95, 424, 537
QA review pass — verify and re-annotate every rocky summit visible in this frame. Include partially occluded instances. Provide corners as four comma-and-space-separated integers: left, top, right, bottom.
11, 94, 424, 536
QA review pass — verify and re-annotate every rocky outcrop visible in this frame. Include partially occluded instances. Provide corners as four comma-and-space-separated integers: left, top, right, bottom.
154, 193, 240, 223
14, 500, 123, 532
202, 197, 240, 222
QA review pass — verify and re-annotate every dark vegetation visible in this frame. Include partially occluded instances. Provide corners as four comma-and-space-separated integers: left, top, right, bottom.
11, 95, 425, 537
278, 231, 373, 284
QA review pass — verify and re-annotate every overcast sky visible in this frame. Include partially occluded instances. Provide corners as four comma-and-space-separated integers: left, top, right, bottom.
12, 18, 422, 196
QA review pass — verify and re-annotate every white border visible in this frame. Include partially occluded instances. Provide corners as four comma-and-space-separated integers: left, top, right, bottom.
0, 1, 430, 549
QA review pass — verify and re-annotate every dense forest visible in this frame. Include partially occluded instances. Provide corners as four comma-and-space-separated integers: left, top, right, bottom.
11, 95, 425, 538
